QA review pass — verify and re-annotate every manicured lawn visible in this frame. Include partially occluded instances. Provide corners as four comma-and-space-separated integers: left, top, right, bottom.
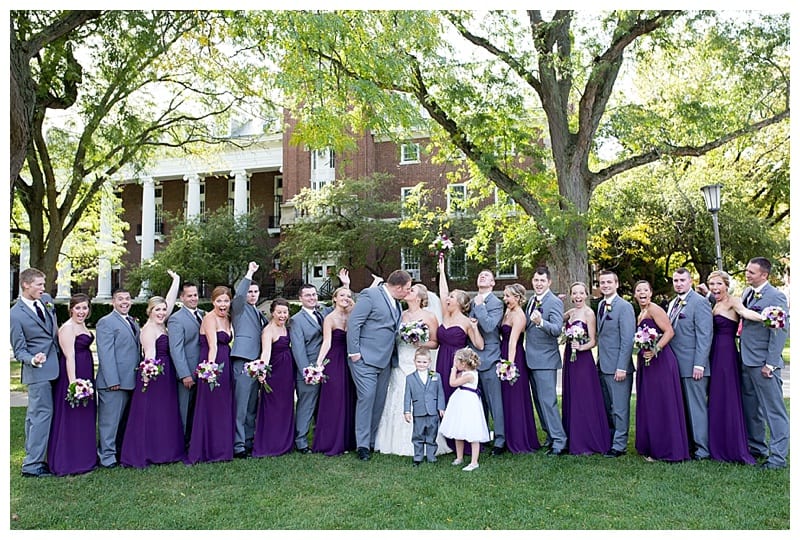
8, 404, 789, 530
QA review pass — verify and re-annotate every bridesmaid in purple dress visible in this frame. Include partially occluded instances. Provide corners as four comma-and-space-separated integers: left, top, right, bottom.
252, 298, 297, 457
436, 257, 484, 403
499, 284, 540, 453
186, 285, 235, 464
48, 294, 97, 476
312, 287, 357, 456
121, 270, 185, 468
706, 270, 762, 464
632, 280, 690, 462
561, 282, 610, 455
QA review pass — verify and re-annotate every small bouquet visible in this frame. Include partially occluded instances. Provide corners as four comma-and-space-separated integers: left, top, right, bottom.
564, 324, 589, 363
761, 306, 787, 329
399, 320, 430, 344
634, 326, 660, 366
137, 357, 164, 392
430, 233, 454, 261
303, 359, 330, 385
495, 358, 519, 385
196, 360, 223, 391
244, 358, 273, 393
66, 378, 94, 408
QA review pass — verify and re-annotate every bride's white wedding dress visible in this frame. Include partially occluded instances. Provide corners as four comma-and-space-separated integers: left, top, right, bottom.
374, 293, 451, 456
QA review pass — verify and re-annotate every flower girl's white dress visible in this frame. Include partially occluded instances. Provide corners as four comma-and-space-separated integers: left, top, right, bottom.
439, 370, 490, 443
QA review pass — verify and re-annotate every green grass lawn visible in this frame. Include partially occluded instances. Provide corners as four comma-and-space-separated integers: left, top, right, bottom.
8, 403, 789, 530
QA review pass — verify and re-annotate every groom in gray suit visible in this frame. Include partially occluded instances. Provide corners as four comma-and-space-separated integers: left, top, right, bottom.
96, 288, 141, 468
667, 267, 713, 460
739, 257, 790, 469
168, 281, 203, 445
10, 267, 60, 477
347, 269, 412, 461
231, 261, 267, 458
596, 270, 636, 457
525, 266, 567, 455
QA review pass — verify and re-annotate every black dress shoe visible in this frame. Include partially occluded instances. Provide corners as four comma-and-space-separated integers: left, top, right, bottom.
490, 446, 506, 456
234, 451, 250, 459
547, 448, 566, 456
357, 447, 371, 461
412, 460, 421, 467
296, 447, 312, 455
760, 462, 786, 470
692, 454, 709, 461
21, 469, 53, 478
603, 449, 626, 458
101, 462, 118, 469
751, 452, 769, 461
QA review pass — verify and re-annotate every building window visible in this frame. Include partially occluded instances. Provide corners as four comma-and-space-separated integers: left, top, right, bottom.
311, 148, 336, 190
401, 247, 421, 281
228, 177, 251, 214
447, 245, 467, 279
154, 185, 163, 234
400, 185, 418, 217
271, 175, 283, 229
496, 244, 518, 279
400, 143, 420, 164
447, 183, 467, 216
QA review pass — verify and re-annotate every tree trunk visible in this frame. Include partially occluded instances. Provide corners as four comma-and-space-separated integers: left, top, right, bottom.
549, 225, 589, 299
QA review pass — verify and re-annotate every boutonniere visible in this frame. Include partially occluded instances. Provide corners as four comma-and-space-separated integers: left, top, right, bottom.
679, 300, 687, 307
45, 302, 54, 311
605, 303, 613, 313
428, 370, 437, 379
754, 292, 763, 300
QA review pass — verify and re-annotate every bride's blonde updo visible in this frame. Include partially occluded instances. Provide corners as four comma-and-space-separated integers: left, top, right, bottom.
412, 283, 429, 308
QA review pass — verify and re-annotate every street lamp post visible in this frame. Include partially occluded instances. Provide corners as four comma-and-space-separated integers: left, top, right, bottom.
700, 183, 723, 271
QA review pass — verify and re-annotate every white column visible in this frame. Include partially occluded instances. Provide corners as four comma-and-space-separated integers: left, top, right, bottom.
185, 173, 201, 220
139, 176, 156, 298
95, 190, 114, 300
231, 169, 249, 217
56, 243, 72, 300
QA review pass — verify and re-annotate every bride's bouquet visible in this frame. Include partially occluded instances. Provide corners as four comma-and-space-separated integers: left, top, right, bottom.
244, 358, 273, 393
195, 359, 223, 391
495, 358, 520, 385
399, 320, 430, 344
303, 359, 330, 385
137, 357, 164, 392
66, 378, 94, 408
761, 306, 787, 329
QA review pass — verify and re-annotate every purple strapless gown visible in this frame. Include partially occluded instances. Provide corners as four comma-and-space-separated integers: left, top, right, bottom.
48, 333, 97, 476
561, 320, 611, 455
252, 335, 296, 457
635, 319, 690, 462
708, 315, 756, 464
185, 331, 235, 464
499, 324, 540, 453
121, 334, 186, 468
436, 325, 468, 403
312, 329, 357, 456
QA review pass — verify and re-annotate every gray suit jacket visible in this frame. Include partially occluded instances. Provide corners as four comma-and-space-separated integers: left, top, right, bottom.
404, 371, 445, 416
230, 276, 266, 360
524, 290, 564, 370
740, 283, 789, 369
469, 292, 503, 371
347, 286, 401, 369
668, 289, 713, 377
167, 306, 202, 380
95, 310, 141, 390
289, 305, 333, 371
10, 293, 59, 384
596, 296, 636, 374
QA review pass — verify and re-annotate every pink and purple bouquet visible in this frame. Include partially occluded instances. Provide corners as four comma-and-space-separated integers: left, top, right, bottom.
137, 357, 164, 392
495, 358, 519, 385
66, 378, 94, 408
244, 358, 273, 393
429, 233, 454, 261
564, 324, 589, 363
399, 320, 430, 344
761, 306, 787, 329
303, 359, 329, 385
634, 326, 660, 366
195, 360, 223, 391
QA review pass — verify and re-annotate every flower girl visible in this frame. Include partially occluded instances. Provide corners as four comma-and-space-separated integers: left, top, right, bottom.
439, 348, 490, 471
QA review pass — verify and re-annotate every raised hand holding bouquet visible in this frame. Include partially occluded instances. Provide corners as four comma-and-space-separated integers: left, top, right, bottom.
429, 232, 454, 262
66, 378, 94, 408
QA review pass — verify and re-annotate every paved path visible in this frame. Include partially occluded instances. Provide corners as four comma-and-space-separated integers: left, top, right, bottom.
9, 365, 790, 407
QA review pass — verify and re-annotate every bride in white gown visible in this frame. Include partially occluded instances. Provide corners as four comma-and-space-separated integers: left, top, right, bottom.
374, 283, 451, 456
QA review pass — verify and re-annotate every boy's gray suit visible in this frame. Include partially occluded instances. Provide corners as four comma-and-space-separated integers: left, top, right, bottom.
168, 305, 203, 440
95, 310, 141, 467
404, 370, 445, 462
10, 293, 59, 475
667, 289, 713, 459
469, 293, 505, 449
230, 275, 267, 454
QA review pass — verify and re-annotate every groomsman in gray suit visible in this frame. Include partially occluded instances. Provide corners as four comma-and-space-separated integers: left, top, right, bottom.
739, 257, 790, 469
347, 269, 412, 461
96, 288, 141, 468
403, 348, 445, 465
524, 266, 567, 456
168, 281, 203, 446
469, 269, 506, 455
231, 261, 267, 458
595, 270, 636, 457
10, 267, 60, 477
667, 267, 713, 460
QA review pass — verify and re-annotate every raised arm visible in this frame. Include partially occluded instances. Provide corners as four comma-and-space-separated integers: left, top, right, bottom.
164, 270, 180, 319
438, 257, 450, 302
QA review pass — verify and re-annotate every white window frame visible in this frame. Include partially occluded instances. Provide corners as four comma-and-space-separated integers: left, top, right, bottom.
311, 148, 336, 190
495, 244, 518, 279
401, 247, 421, 281
154, 185, 163, 234
447, 245, 467, 280
400, 142, 420, 164
447, 183, 467, 216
